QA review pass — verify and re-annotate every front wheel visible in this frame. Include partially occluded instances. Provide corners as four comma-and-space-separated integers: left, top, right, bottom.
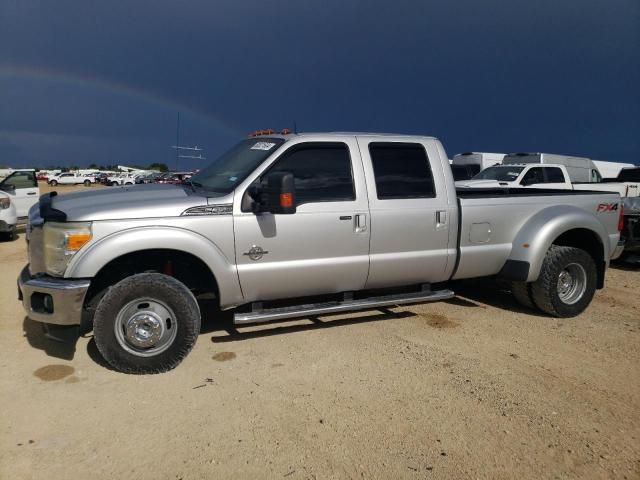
84, 179, 91, 186
530, 246, 597, 318
93, 273, 201, 374
49, 180, 58, 186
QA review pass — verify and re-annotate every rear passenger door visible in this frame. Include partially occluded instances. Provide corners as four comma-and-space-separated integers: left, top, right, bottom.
357, 137, 455, 288
234, 138, 371, 302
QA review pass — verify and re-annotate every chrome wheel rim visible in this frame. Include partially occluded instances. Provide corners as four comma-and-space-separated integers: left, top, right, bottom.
114, 298, 177, 357
556, 263, 587, 305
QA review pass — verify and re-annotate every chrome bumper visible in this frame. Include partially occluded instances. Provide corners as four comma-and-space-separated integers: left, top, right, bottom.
611, 239, 625, 260
17, 265, 90, 326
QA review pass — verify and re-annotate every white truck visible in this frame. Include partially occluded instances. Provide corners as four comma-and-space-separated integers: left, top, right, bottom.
457, 162, 639, 198
18, 132, 624, 374
107, 172, 144, 186
0, 169, 40, 240
48, 172, 95, 187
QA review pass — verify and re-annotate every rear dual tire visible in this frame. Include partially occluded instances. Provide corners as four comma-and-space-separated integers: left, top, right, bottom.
511, 246, 597, 318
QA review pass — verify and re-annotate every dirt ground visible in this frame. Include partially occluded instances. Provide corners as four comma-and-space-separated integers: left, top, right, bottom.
1, 182, 639, 479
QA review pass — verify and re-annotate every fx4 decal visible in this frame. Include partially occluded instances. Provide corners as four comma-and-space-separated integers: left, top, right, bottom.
597, 203, 618, 212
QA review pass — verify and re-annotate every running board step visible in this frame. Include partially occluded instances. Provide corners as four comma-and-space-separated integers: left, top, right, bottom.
233, 289, 455, 325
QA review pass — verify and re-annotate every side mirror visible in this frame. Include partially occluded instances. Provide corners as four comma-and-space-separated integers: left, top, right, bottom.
265, 172, 296, 214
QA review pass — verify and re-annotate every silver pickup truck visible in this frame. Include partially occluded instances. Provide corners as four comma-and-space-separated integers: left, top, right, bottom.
18, 133, 625, 373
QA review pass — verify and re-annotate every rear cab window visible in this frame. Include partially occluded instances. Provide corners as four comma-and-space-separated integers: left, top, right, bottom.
368, 142, 435, 199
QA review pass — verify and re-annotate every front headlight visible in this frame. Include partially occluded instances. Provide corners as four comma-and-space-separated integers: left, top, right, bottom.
0, 197, 10, 209
43, 222, 92, 276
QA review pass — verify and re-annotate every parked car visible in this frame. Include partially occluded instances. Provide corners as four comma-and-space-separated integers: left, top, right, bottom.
18, 132, 624, 374
48, 172, 94, 186
156, 171, 193, 185
107, 173, 141, 186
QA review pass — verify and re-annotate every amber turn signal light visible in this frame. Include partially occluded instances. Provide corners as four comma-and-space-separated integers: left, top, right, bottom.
279, 193, 293, 208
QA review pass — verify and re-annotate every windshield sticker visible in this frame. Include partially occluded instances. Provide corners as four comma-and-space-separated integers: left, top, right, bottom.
228, 176, 238, 182
251, 142, 276, 151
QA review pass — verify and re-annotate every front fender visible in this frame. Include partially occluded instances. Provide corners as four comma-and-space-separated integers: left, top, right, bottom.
506, 205, 609, 283
65, 226, 244, 308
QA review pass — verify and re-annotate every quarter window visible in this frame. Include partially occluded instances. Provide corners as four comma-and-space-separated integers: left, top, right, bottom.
545, 167, 565, 183
267, 142, 355, 205
368, 142, 435, 199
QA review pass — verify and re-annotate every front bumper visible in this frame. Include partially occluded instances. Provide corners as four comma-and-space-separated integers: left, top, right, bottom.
0, 220, 15, 233
17, 265, 90, 326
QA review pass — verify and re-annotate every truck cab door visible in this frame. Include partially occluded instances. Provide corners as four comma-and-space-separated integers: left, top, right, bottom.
356, 137, 456, 288
233, 138, 370, 302
0, 171, 39, 218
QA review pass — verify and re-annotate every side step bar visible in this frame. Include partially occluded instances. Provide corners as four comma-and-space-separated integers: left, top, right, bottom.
233, 288, 455, 325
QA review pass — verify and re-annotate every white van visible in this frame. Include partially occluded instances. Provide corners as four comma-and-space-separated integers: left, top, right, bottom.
592, 160, 636, 179
451, 152, 505, 181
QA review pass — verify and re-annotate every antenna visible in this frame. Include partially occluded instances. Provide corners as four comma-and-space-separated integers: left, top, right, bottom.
172, 111, 206, 168
293, 121, 297, 134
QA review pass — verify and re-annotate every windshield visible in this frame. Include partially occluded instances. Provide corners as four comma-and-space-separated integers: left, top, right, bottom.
471, 165, 525, 181
188, 138, 285, 193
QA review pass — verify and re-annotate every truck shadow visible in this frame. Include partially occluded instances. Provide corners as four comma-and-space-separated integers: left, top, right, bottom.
22, 316, 76, 361
450, 279, 549, 318
610, 258, 640, 271
204, 305, 416, 343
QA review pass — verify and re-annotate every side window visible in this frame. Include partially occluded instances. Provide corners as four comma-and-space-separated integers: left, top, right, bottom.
368, 142, 435, 199
268, 142, 355, 205
521, 167, 545, 184
1, 171, 37, 189
546, 167, 565, 183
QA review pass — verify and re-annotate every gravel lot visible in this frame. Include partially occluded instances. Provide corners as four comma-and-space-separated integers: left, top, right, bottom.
1, 182, 639, 479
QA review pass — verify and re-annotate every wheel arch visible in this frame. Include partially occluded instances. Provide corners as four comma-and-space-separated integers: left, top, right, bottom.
501, 205, 609, 285
67, 226, 244, 309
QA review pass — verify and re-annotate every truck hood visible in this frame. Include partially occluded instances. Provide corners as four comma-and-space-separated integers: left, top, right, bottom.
455, 179, 508, 188
48, 184, 228, 221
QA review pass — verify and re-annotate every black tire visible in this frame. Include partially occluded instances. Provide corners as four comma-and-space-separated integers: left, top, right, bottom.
510, 281, 536, 310
0, 230, 15, 241
109, 181, 117, 186
84, 179, 91, 186
530, 246, 597, 318
93, 273, 201, 374
49, 180, 58, 186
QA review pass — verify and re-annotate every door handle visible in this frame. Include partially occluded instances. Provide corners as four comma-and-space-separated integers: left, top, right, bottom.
27, 192, 37, 195
355, 213, 367, 233
339, 215, 352, 220
436, 210, 447, 228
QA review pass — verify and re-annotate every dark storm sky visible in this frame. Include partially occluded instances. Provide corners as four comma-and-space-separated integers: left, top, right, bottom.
1, 0, 639, 169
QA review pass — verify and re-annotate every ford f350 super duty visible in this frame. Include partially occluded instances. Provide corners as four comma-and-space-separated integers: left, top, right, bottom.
18, 133, 625, 373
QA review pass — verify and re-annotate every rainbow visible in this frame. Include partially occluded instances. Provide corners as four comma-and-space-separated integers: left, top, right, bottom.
0, 63, 241, 138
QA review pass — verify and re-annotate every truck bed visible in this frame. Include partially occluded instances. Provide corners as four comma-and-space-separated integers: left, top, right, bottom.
452, 187, 621, 280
